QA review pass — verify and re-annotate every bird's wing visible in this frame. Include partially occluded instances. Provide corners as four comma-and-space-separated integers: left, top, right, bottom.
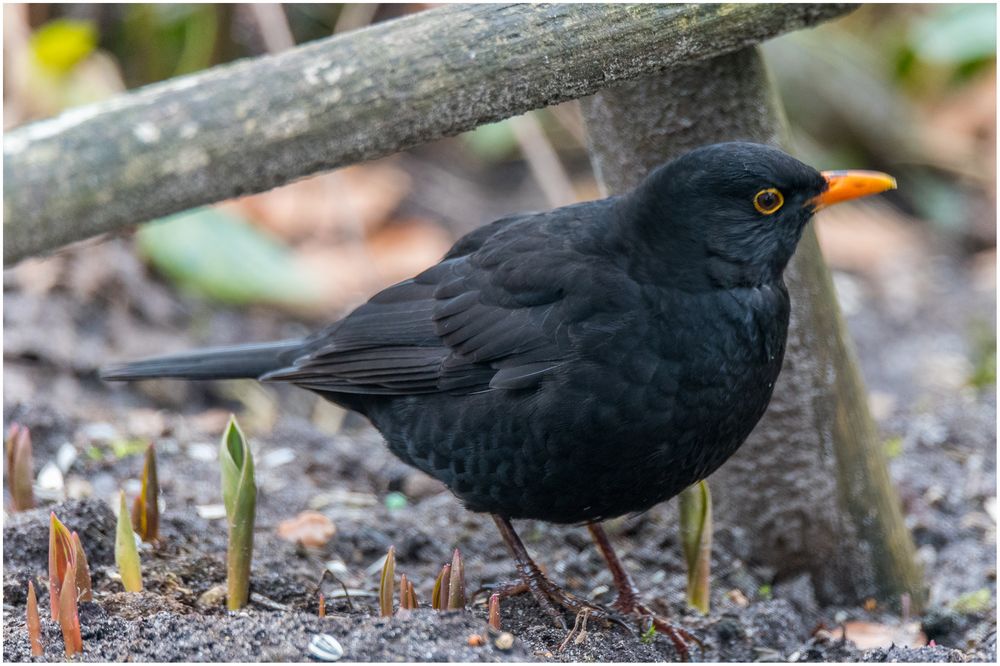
262, 211, 599, 395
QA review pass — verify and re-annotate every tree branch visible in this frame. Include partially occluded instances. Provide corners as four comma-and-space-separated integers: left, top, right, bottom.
3, 3, 853, 264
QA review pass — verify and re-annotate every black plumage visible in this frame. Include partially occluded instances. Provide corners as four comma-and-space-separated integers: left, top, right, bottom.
103, 142, 895, 642
102, 142, 832, 523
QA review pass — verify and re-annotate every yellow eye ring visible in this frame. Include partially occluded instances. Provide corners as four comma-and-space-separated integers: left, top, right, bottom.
753, 188, 784, 215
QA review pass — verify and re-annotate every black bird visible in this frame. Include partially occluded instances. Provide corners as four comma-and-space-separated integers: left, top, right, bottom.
102, 142, 895, 653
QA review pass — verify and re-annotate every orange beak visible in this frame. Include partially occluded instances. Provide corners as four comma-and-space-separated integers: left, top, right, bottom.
810, 170, 897, 210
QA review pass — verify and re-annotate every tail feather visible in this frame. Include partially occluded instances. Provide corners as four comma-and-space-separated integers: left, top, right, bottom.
100, 339, 305, 381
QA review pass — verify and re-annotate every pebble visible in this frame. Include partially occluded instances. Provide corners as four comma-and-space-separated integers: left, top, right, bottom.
37, 461, 64, 498
260, 447, 296, 469
197, 584, 227, 607
494, 632, 515, 651
187, 442, 217, 461
196, 504, 228, 520
79, 422, 119, 442
307, 634, 344, 662
56, 442, 78, 472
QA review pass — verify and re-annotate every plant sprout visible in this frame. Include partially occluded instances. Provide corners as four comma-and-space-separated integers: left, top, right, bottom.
447, 548, 466, 610
115, 491, 143, 592
48, 513, 74, 619
488, 592, 501, 630
398, 573, 418, 612
5, 423, 35, 512
679, 479, 712, 614
71, 531, 93, 601
27, 581, 42, 656
379, 546, 395, 617
58, 555, 82, 657
220, 416, 256, 610
131, 443, 160, 542
431, 563, 451, 611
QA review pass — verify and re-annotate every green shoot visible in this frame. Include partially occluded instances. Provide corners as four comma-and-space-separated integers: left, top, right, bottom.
27, 581, 42, 656
220, 416, 256, 610
431, 566, 444, 609
5, 423, 35, 512
488, 592, 501, 630
679, 479, 712, 614
379, 546, 395, 617
640, 624, 657, 644
131, 443, 160, 543
115, 490, 143, 592
71, 531, 93, 601
48, 513, 74, 620
447, 548, 466, 609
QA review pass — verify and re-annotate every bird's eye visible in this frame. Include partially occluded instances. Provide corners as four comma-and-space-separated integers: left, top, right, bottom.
753, 188, 784, 215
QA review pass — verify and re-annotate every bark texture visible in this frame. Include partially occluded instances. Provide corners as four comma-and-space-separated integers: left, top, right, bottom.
580, 48, 925, 608
4, 3, 854, 263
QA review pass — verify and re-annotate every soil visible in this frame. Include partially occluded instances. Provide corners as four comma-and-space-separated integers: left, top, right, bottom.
2, 150, 996, 662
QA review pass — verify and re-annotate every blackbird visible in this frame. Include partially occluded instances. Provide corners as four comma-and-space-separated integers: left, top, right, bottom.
102, 142, 895, 652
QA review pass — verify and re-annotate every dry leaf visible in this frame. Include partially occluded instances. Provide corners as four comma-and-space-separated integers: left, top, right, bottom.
831, 620, 927, 650
366, 218, 454, 285
276, 510, 336, 547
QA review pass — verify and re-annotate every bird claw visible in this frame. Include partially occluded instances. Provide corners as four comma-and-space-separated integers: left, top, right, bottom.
620, 600, 703, 662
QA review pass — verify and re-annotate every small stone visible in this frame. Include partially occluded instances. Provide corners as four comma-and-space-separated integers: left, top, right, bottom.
726, 589, 749, 607
187, 442, 217, 461
307, 633, 344, 661
65, 475, 93, 499
468, 634, 485, 647
196, 504, 227, 520
494, 632, 515, 651
80, 422, 118, 442
198, 584, 227, 607
56, 442, 78, 472
36, 461, 64, 499
260, 447, 296, 469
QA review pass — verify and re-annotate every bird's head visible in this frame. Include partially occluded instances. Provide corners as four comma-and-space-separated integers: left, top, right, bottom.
626, 142, 896, 290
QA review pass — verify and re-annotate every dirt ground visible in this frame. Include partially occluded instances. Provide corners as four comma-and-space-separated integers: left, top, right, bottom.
2, 152, 996, 662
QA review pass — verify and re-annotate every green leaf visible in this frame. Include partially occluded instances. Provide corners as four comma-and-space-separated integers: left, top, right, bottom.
136, 208, 322, 308
379, 546, 395, 617
30, 19, 98, 75
911, 5, 996, 66
951, 588, 991, 614
678, 480, 712, 613
115, 491, 143, 592
462, 120, 518, 161
219, 416, 256, 610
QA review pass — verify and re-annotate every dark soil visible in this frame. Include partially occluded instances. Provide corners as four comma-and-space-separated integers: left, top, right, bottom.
3, 155, 996, 662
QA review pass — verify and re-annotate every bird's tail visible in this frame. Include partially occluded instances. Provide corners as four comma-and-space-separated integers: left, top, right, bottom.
100, 339, 305, 381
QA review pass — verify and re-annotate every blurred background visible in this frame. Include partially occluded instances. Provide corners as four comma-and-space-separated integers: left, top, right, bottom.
4, 3, 994, 411
2, 1, 995, 638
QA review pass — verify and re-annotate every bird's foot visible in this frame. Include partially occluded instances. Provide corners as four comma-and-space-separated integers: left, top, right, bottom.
481, 570, 624, 632
587, 522, 702, 660
614, 593, 703, 661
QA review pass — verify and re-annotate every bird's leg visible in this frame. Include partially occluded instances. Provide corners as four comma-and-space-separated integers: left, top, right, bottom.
492, 515, 615, 631
587, 522, 701, 659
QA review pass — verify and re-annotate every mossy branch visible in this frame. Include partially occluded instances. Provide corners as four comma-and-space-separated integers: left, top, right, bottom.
4, 3, 853, 264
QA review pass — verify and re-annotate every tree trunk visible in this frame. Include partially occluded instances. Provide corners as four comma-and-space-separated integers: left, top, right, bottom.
3, 3, 854, 264
580, 47, 925, 609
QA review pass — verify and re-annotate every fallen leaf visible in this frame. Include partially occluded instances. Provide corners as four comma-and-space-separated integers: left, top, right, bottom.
227, 161, 412, 242
366, 218, 454, 285
277, 510, 336, 548
831, 620, 927, 650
